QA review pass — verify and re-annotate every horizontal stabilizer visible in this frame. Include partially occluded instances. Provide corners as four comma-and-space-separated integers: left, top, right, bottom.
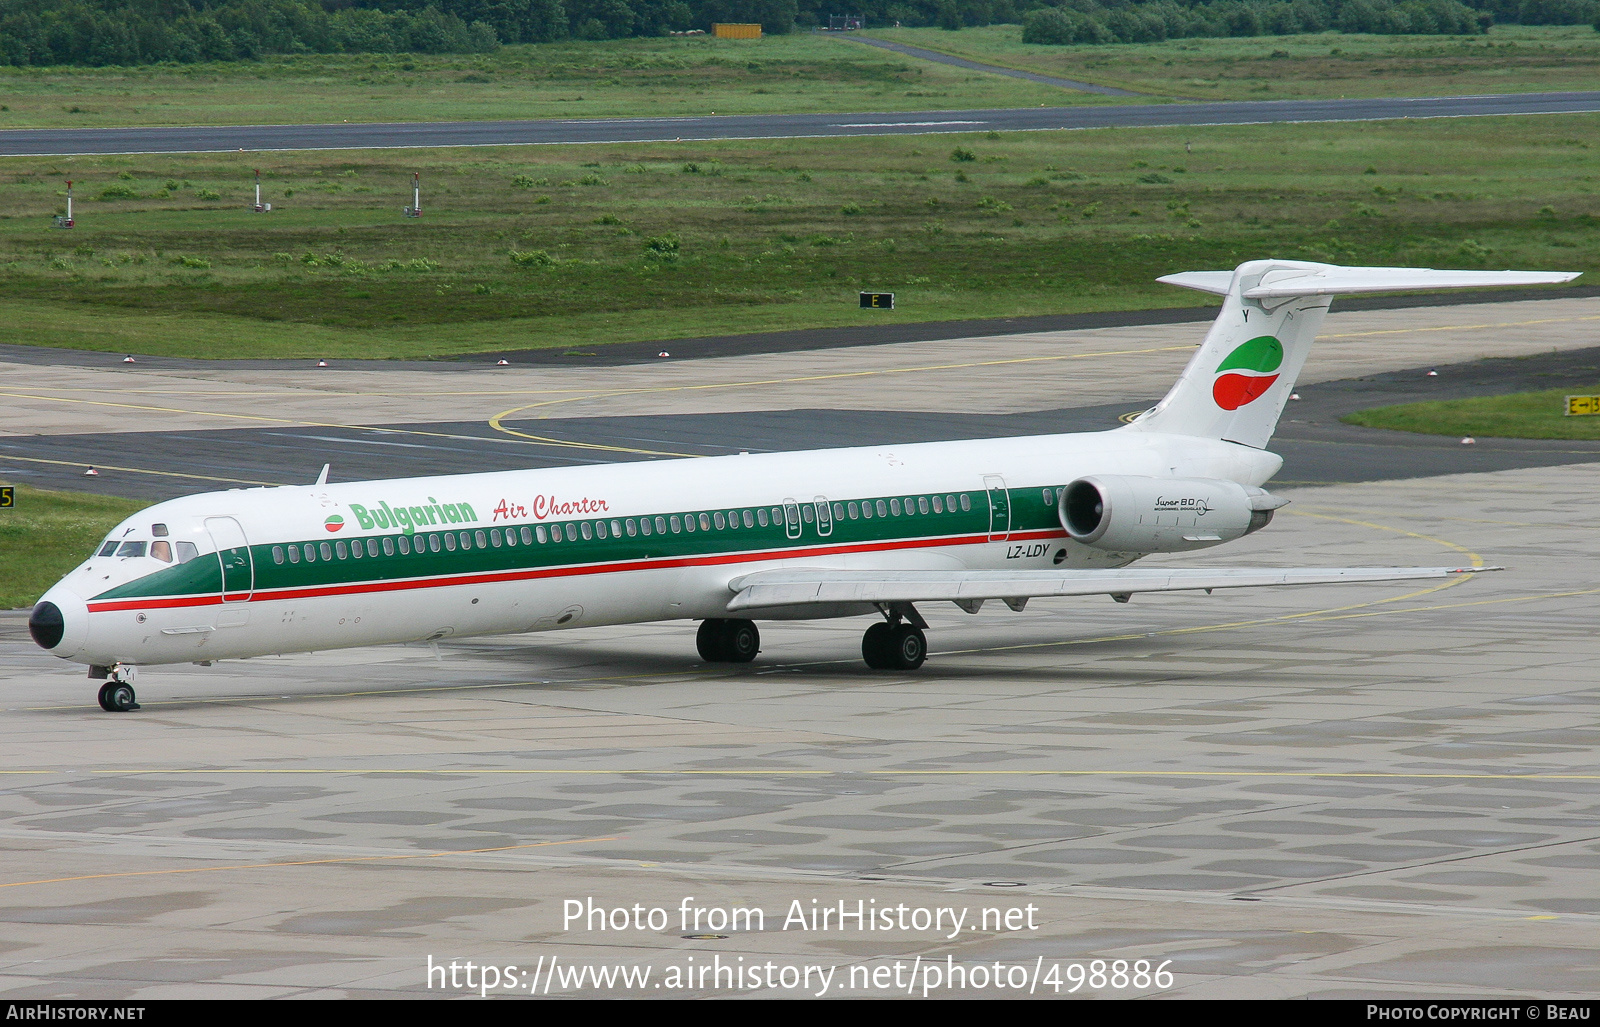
1158, 265, 1579, 299
725, 565, 1495, 611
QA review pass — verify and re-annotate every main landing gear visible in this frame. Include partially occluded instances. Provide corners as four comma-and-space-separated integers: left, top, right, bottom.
92, 664, 139, 712
862, 603, 928, 672
697, 618, 761, 663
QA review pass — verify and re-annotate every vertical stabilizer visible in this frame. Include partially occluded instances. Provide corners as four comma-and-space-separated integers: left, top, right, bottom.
1125, 260, 1579, 448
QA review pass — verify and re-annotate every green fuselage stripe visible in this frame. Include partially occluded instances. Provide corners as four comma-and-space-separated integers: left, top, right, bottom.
96, 487, 1064, 602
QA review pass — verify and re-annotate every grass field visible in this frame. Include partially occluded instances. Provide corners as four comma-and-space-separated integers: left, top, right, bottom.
0, 487, 144, 610
1345, 387, 1600, 440
3, 111, 1595, 360
0, 34, 1075, 132
863, 24, 1600, 101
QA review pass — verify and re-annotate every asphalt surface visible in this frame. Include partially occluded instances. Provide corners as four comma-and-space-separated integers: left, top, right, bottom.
5, 91, 1599, 156
5, 460, 1599, 997
10, 344, 1600, 502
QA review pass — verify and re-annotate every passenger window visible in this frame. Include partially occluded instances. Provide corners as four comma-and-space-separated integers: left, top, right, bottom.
756, 508, 769, 527
304, 544, 317, 563
429, 534, 441, 552
98, 541, 119, 557
890, 499, 902, 516
670, 515, 682, 533
848, 502, 859, 519
742, 510, 754, 528
655, 516, 667, 534
398, 536, 410, 555
566, 523, 578, 540
335, 541, 348, 560
383, 537, 395, 556
801, 505, 814, 523
685, 515, 696, 533
699, 513, 711, 531
595, 521, 607, 539
932, 495, 943, 513
350, 540, 362, 559
116, 541, 147, 558
861, 502, 873, 519
320, 542, 333, 561
771, 506, 783, 524
581, 522, 594, 540
475, 529, 487, 548
271, 546, 283, 565
505, 528, 516, 547
551, 525, 563, 542
176, 541, 198, 564
612, 519, 623, 537
833, 503, 844, 520
714, 512, 726, 530
626, 519, 637, 536
918, 497, 930, 515
639, 518, 651, 537
491, 529, 502, 547
287, 545, 300, 564
960, 494, 972, 512
876, 500, 888, 517
536, 525, 548, 543
1042, 488, 1054, 505
521, 526, 533, 545
444, 534, 457, 552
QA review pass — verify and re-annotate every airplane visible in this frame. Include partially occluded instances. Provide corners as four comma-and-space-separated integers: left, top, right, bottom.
28, 260, 1579, 712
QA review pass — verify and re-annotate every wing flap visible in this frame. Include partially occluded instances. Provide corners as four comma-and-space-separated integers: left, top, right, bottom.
725, 566, 1493, 611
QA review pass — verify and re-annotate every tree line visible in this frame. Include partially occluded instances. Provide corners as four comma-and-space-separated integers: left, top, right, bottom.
0, 0, 1593, 66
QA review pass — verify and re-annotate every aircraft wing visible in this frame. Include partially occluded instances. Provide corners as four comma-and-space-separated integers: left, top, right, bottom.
724, 565, 1493, 612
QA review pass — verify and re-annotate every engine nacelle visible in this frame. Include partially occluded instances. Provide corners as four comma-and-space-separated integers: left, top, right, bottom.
1059, 475, 1286, 554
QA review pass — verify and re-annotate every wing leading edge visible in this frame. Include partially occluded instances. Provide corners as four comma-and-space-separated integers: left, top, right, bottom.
725, 566, 1494, 612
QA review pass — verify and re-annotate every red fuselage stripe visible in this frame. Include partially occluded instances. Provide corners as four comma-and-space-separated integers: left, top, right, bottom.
86, 529, 1070, 614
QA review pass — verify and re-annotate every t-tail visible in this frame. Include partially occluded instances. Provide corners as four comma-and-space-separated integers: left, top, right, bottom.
1124, 260, 1580, 449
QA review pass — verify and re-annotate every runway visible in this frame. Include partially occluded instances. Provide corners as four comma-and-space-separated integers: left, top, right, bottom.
1, 297, 1598, 997
4, 91, 1600, 156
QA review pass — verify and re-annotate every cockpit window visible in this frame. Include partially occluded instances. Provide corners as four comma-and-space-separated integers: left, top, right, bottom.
116, 541, 147, 558
175, 541, 199, 564
152, 523, 169, 537
150, 541, 173, 563
97, 541, 119, 557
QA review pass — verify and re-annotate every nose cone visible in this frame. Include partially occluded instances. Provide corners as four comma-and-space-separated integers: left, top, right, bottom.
29, 587, 88, 658
29, 601, 64, 649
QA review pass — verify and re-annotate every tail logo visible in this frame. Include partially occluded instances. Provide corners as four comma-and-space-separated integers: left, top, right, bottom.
1213, 335, 1284, 411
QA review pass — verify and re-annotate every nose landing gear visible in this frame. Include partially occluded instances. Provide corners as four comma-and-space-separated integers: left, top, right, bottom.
862, 603, 928, 671
92, 665, 140, 712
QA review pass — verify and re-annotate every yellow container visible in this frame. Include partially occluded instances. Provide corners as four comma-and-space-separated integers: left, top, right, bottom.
713, 23, 762, 38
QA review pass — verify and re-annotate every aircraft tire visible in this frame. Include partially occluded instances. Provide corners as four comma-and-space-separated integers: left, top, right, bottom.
97, 682, 118, 712
862, 622, 893, 669
722, 620, 760, 663
106, 683, 138, 712
696, 619, 727, 662
887, 625, 927, 671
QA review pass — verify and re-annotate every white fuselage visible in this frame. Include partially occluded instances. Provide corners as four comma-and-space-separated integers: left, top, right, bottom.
36, 427, 1279, 669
